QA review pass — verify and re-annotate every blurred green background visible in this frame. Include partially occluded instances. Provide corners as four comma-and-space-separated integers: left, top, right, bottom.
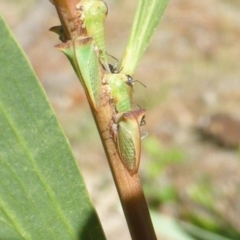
1, 0, 240, 239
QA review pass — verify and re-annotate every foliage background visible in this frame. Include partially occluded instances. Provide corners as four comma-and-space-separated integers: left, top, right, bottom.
1, 0, 240, 239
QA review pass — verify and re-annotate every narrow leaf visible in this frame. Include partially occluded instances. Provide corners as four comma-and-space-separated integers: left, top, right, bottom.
120, 0, 169, 75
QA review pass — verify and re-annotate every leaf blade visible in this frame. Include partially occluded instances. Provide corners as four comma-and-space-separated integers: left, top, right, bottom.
120, 0, 170, 75
0, 15, 105, 240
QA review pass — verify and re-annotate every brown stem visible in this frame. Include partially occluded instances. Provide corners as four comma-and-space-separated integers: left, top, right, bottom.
93, 86, 157, 240
50, 0, 82, 41
50, 0, 157, 239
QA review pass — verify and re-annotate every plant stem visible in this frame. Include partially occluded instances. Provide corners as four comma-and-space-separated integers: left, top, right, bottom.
50, 0, 81, 41
92, 97, 157, 240
51, 0, 157, 239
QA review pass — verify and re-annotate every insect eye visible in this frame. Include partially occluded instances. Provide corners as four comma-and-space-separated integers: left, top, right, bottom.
127, 75, 132, 82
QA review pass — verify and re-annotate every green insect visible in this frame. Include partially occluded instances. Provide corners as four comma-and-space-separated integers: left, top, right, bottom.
116, 109, 146, 175
56, 36, 102, 110
106, 73, 145, 113
76, 0, 110, 72
103, 73, 133, 113
104, 72, 147, 174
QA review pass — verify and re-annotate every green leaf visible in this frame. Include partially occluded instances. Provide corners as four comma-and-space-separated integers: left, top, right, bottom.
151, 212, 196, 240
0, 15, 106, 240
120, 0, 169, 75
180, 222, 234, 240
152, 212, 235, 240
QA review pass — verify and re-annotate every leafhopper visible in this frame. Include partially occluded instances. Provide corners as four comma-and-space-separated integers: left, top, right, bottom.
117, 109, 146, 175
56, 36, 102, 110
103, 73, 133, 113
76, 0, 110, 72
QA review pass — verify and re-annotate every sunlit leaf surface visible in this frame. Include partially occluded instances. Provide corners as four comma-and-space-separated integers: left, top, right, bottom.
0, 15, 106, 240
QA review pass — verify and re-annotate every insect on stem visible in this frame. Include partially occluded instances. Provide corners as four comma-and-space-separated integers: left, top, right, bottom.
56, 36, 102, 111
116, 109, 146, 175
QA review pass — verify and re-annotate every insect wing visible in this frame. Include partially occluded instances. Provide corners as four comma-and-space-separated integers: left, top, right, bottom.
118, 116, 140, 174
79, 0, 110, 72
74, 37, 101, 110
117, 109, 146, 174
56, 41, 83, 83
